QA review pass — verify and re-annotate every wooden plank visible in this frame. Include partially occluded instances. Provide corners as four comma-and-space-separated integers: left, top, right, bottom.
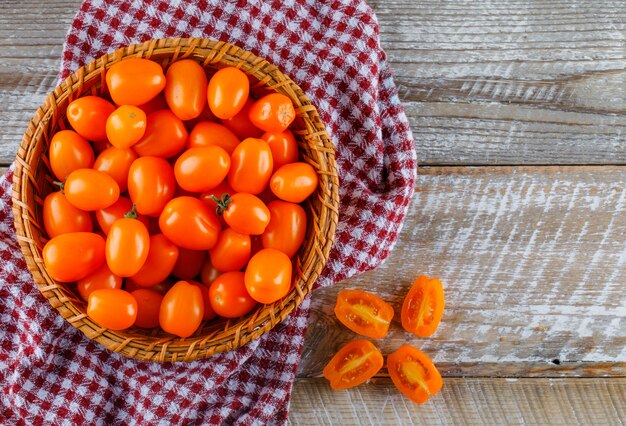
299, 166, 626, 378
289, 378, 626, 425
0, 0, 625, 165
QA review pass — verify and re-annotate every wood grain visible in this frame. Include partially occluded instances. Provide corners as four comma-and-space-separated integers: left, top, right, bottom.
289, 378, 626, 425
0, 0, 625, 164
299, 166, 626, 378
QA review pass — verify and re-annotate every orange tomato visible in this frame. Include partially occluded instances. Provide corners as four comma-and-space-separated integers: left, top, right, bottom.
208, 271, 257, 318
228, 137, 273, 194
188, 122, 240, 155
126, 278, 173, 296
88, 288, 138, 330
76, 263, 122, 302
130, 234, 179, 287
207, 67, 249, 119
159, 197, 221, 250
43, 192, 92, 238
106, 218, 150, 277
200, 258, 221, 286
172, 248, 207, 280
127, 156, 176, 216
244, 248, 291, 304
401, 276, 445, 337
49, 130, 94, 181
95, 196, 149, 235
105, 105, 147, 148
215, 193, 270, 235
261, 200, 306, 258
133, 110, 188, 158
261, 130, 299, 171
106, 58, 166, 106
248, 93, 295, 133
173, 146, 230, 192
164, 59, 208, 120
66, 96, 116, 141
209, 228, 251, 272
270, 162, 318, 203
159, 281, 204, 338
221, 98, 263, 140
189, 280, 217, 321
323, 340, 384, 390
93, 146, 137, 192
334, 289, 394, 339
63, 169, 120, 211
387, 345, 443, 404
131, 289, 164, 328
43, 232, 105, 282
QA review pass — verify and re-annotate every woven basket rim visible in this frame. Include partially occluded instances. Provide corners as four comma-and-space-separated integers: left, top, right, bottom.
12, 37, 339, 362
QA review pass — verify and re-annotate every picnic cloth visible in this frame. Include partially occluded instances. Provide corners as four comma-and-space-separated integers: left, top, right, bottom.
1, 0, 416, 423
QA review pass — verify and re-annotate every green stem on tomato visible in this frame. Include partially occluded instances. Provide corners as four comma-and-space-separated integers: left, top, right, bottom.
53, 180, 65, 194
124, 203, 139, 219
210, 193, 232, 216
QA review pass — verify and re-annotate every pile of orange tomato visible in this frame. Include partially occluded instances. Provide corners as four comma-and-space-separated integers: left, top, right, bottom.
42, 58, 318, 338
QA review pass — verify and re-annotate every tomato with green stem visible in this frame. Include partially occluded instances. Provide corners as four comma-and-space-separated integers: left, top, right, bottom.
323, 340, 384, 390
95, 196, 149, 235
387, 345, 443, 404
106, 208, 150, 277
334, 289, 394, 339
212, 193, 270, 235
49, 130, 94, 181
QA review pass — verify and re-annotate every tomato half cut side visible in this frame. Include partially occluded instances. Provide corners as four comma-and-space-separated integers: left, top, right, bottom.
334, 289, 394, 339
387, 345, 443, 404
401, 276, 445, 337
323, 339, 383, 390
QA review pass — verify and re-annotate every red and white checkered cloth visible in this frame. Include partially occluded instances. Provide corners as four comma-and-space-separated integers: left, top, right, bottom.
1, 0, 416, 423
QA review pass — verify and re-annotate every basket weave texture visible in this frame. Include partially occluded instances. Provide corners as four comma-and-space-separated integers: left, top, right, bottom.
12, 37, 339, 362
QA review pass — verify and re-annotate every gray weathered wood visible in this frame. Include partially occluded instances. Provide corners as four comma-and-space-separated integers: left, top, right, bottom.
289, 378, 626, 425
0, 0, 625, 164
299, 166, 626, 378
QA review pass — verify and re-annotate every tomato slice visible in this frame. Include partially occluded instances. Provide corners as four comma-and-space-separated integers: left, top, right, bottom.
387, 345, 442, 404
401, 276, 445, 337
323, 340, 383, 390
334, 289, 394, 339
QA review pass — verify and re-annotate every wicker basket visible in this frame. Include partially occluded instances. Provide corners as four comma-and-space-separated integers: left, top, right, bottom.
12, 38, 339, 362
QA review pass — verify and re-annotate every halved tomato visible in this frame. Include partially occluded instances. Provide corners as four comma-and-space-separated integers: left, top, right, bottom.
387, 345, 443, 404
323, 339, 383, 390
334, 289, 393, 339
401, 276, 444, 337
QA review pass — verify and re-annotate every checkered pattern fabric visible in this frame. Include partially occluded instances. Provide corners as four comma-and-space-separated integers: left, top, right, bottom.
1, 0, 416, 423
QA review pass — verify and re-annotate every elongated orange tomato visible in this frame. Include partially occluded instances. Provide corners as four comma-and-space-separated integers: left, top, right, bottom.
214, 193, 270, 235
43, 192, 92, 238
207, 67, 249, 119
334, 289, 394, 339
401, 276, 445, 337
172, 248, 207, 281
261, 130, 298, 171
323, 340, 384, 390
270, 162, 318, 203
127, 157, 176, 216
159, 197, 221, 250
106, 58, 166, 106
49, 130, 94, 181
95, 196, 149, 235
261, 200, 306, 258
165, 59, 208, 120
159, 281, 204, 338
106, 218, 150, 277
188, 122, 240, 155
248, 93, 295, 133
228, 138, 273, 194
209, 228, 251, 272
131, 289, 164, 328
66, 96, 116, 141
130, 234, 179, 287
43, 232, 105, 282
133, 110, 188, 158
174, 146, 231, 192
244, 248, 291, 304
88, 288, 138, 331
93, 147, 137, 192
77, 263, 122, 301
209, 271, 257, 318
221, 99, 264, 140
105, 105, 147, 148
63, 169, 120, 211
387, 345, 443, 404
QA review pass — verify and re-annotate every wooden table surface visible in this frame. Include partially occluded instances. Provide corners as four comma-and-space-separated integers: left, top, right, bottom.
1, 1, 625, 424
